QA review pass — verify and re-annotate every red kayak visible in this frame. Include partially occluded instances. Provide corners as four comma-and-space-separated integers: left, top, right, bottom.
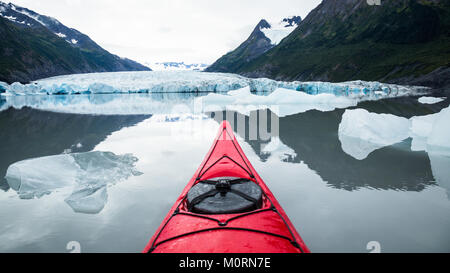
143, 121, 310, 253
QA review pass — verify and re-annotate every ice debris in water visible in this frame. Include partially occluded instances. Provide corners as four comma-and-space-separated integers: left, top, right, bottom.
338, 106, 450, 160
418, 96, 446, 104
5, 151, 142, 214
197, 87, 358, 117
338, 109, 411, 160
0, 71, 425, 97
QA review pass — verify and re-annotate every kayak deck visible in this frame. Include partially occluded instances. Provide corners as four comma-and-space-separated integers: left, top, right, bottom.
143, 121, 309, 253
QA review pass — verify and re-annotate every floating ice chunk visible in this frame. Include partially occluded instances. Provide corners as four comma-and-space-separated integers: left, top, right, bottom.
5, 151, 142, 214
410, 114, 439, 151
65, 186, 108, 214
408, 106, 450, 153
198, 87, 357, 117
338, 134, 388, 160
261, 137, 297, 161
418, 96, 446, 104
427, 106, 450, 153
338, 109, 411, 159
339, 106, 450, 160
5, 155, 78, 199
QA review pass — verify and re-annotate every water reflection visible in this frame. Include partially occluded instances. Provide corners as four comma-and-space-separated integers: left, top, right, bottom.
211, 109, 435, 191
429, 152, 450, 199
0, 93, 208, 115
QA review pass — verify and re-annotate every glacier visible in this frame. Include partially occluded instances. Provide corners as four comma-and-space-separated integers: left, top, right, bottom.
0, 71, 426, 98
5, 151, 142, 214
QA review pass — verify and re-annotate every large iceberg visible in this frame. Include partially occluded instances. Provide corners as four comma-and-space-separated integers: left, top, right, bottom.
5, 151, 142, 214
339, 106, 450, 157
338, 107, 450, 196
338, 109, 411, 159
418, 96, 446, 104
0, 71, 426, 98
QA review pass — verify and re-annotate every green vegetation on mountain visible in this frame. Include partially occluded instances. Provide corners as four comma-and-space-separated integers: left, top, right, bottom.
209, 0, 450, 87
0, 11, 149, 84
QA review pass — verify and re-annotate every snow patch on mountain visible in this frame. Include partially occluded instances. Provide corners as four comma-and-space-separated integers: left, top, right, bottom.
9, 2, 48, 26
260, 16, 300, 45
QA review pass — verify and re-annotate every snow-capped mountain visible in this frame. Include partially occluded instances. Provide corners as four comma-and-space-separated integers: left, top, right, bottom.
0, 1, 149, 83
260, 16, 301, 45
209, 0, 450, 88
146, 62, 209, 71
0, 2, 86, 47
206, 16, 301, 73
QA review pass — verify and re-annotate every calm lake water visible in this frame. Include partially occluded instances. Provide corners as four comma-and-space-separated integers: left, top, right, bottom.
0, 93, 449, 253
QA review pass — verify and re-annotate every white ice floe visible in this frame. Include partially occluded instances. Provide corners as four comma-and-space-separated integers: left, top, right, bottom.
5, 151, 142, 214
0, 71, 425, 98
426, 107, 450, 153
338, 109, 411, 160
261, 137, 297, 161
260, 18, 299, 45
197, 87, 358, 117
339, 106, 450, 160
418, 96, 446, 104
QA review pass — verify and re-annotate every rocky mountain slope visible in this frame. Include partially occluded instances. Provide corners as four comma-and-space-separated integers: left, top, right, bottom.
206, 16, 301, 73
208, 0, 450, 88
0, 2, 150, 84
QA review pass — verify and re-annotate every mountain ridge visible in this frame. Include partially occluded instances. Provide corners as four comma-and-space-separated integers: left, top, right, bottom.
0, 1, 150, 84
208, 0, 450, 89
205, 16, 301, 73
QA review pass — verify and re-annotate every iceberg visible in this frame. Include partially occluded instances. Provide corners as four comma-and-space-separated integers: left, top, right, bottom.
1, 71, 426, 98
418, 96, 446, 104
339, 106, 450, 160
426, 106, 450, 153
5, 151, 142, 214
410, 114, 439, 152
408, 106, 450, 154
197, 87, 358, 117
338, 109, 411, 159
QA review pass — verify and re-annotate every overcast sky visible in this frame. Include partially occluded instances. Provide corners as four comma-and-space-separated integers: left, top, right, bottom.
9, 0, 321, 64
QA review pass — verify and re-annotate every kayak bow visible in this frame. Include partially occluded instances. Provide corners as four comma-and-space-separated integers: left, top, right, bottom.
144, 121, 310, 253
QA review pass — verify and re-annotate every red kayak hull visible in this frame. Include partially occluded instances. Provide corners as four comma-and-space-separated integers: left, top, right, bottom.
143, 121, 310, 253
